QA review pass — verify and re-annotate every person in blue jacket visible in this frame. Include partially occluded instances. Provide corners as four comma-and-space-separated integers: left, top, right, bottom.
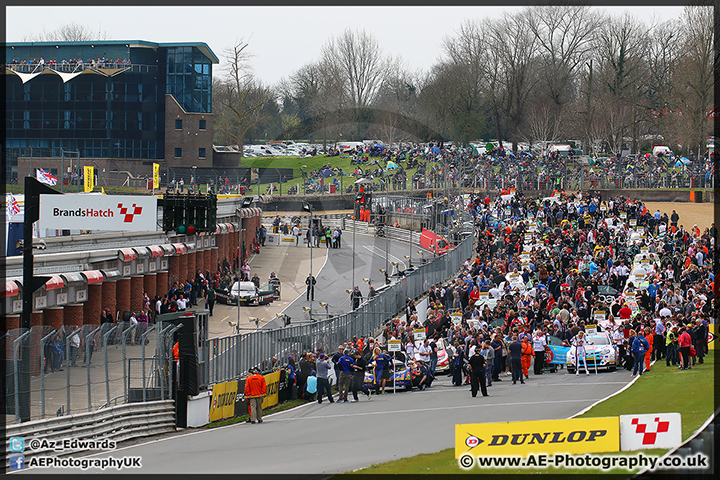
631, 329, 650, 376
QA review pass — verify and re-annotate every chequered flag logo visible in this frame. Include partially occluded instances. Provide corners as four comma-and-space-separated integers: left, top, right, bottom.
631, 417, 670, 445
117, 203, 143, 223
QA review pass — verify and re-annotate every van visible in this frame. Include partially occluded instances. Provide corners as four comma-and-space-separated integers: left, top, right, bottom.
548, 144, 572, 157
652, 145, 672, 157
338, 141, 364, 153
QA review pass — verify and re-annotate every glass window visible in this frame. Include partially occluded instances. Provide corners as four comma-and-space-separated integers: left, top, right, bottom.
174, 147, 182, 158
175, 119, 182, 130
199, 119, 206, 130
199, 147, 206, 158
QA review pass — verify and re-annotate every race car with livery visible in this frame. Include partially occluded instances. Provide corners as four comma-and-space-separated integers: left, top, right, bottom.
566, 332, 619, 373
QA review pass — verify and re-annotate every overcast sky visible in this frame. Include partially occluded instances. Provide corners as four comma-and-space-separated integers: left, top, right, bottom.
7, 6, 686, 86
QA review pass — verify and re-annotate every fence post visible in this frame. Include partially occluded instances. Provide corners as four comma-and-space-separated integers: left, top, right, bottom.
13, 330, 31, 423
121, 324, 136, 403
66, 326, 82, 415
141, 325, 157, 403
40, 329, 57, 419
103, 325, 118, 408
85, 326, 101, 411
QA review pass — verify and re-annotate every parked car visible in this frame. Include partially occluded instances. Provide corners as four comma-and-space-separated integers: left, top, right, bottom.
596, 285, 621, 304
566, 332, 619, 373
413, 337, 450, 373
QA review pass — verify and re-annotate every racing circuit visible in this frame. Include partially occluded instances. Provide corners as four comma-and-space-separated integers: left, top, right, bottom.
21, 366, 637, 474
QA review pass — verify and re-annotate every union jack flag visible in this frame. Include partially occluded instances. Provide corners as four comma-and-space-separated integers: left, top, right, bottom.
36, 168, 58, 186
7, 193, 20, 216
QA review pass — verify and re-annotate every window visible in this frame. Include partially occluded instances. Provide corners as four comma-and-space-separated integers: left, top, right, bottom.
199, 147, 206, 158
175, 119, 182, 130
174, 147, 182, 158
199, 119, 206, 130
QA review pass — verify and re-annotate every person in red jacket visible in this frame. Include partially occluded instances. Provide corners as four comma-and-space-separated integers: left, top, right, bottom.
618, 303, 632, 321
244, 367, 267, 423
643, 326, 654, 372
677, 326, 693, 370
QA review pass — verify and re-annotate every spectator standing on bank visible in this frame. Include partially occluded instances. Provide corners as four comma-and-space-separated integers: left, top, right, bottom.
677, 326, 692, 370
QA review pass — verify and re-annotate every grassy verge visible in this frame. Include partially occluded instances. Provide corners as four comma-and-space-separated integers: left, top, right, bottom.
340, 351, 714, 475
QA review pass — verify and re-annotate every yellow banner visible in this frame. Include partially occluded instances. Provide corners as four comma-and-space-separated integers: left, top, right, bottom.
455, 417, 619, 458
209, 380, 238, 422
84, 166, 94, 192
153, 163, 160, 189
261, 371, 281, 410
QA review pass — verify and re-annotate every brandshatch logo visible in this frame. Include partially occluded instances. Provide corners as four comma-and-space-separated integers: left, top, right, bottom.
117, 203, 143, 223
631, 417, 670, 445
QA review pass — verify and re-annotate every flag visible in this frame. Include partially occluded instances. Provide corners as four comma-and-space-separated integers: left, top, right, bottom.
153, 163, 160, 189
36, 168, 57, 186
7, 193, 20, 217
84, 165, 94, 192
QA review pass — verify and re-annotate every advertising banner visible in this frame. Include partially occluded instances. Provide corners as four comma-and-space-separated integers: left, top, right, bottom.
38, 194, 157, 231
153, 163, 160, 189
209, 380, 238, 422
455, 417, 620, 458
619, 413, 682, 451
83, 166, 94, 192
234, 379, 247, 418
261, 371, 282, 410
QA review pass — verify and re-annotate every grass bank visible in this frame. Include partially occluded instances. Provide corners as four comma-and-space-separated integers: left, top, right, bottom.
339, 351, 714, 476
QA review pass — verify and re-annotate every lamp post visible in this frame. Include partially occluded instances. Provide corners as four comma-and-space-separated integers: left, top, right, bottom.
303, 201, 314, 318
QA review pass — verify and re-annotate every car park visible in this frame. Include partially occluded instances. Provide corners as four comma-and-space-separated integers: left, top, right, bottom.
566, 332, 619, 373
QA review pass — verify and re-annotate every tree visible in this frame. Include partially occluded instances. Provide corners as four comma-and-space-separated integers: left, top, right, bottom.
213, 41, 267, 159
23, 22, 109, 42
320, 29, 391, 111
672, 5, 714, 156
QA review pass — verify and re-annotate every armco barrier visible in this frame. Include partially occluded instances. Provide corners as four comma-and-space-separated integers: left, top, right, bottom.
3, 400, 175, 467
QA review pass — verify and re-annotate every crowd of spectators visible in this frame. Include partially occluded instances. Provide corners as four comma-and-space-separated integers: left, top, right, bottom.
7, 56, 132, 73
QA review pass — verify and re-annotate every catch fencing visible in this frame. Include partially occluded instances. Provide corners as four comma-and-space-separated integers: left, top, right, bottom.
4, 321, 176, 425
199, 232, 474, 387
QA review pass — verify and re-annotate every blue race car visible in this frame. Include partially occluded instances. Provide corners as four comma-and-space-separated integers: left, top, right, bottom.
363, 358, 414, 390
544, 335, 570, 372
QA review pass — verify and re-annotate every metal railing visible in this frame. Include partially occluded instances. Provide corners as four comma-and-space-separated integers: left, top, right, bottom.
4, 321, 172, 425
3, 400, 175, 468
200, 232, 474, 387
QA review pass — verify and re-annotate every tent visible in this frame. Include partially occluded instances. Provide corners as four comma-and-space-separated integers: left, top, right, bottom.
386, 161, 399, 170
354, 178, 372, 184
322, 169, 333, 177
430, 146, 441, 154
679, 157, 691, 165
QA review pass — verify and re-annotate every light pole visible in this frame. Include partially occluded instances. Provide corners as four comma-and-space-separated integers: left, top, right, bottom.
303, 201, 314, 318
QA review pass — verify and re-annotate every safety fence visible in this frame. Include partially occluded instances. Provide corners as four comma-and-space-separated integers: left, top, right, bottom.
199, 232, 474, 387
4, 321, 176, 425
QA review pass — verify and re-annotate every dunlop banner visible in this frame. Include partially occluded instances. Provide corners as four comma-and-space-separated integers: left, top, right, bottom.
261, 371, 282, 410
455, 417, 619, 458
209, 380, 238, 422
84, 166, 94, 192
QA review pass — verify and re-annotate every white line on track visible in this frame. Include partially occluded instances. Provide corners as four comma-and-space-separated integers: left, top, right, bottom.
266, 398, 602, 422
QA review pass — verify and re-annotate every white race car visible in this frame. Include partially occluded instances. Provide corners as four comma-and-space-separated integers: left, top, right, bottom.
566, 332, 619, 373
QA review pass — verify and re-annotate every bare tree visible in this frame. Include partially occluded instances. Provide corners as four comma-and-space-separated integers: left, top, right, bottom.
213, 41, 267, 158
523, 5, 601, 108
23, 22, 109, 42
672, 5, 714, 156
320, 29, 391, 110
